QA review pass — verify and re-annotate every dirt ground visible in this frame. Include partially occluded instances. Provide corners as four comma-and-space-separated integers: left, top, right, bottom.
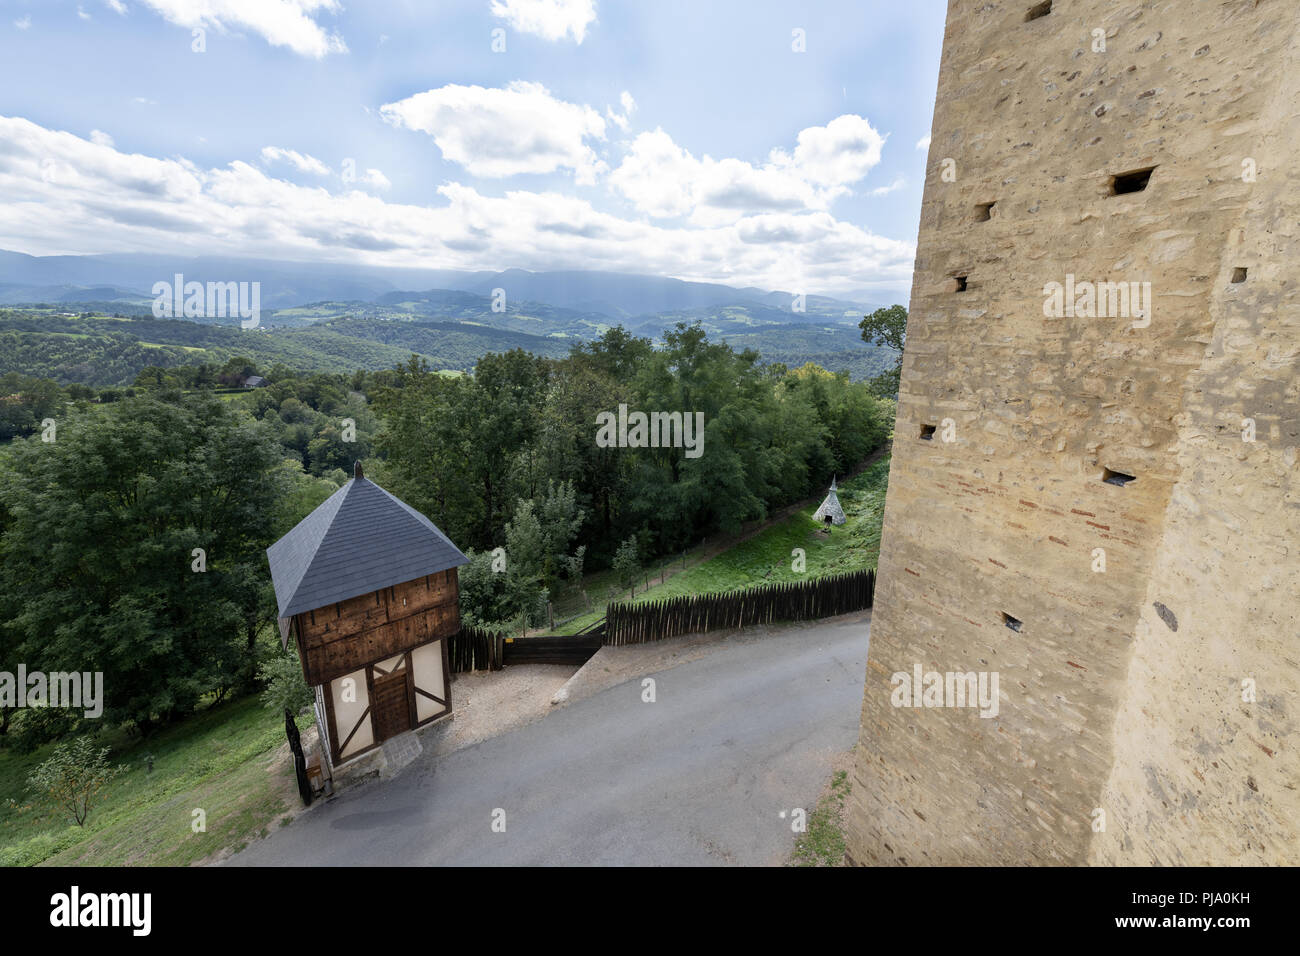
435, 663, 577, 755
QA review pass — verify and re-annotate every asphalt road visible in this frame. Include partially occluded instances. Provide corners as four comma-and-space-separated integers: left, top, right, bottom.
228, 612, 870, 866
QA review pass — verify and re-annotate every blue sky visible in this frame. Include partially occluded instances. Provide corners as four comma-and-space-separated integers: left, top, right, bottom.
0, 0, 946, 298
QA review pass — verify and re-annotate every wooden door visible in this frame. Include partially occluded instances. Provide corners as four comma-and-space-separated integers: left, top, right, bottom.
371, 670, 412, 742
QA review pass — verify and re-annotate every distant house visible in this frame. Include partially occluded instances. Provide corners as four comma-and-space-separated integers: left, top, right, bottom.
243, 375, 267, 387
813, 477, 846, 526
266, 462, 469, 768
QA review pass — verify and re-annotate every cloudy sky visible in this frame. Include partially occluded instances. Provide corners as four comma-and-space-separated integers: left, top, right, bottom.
0, 0, 945, 297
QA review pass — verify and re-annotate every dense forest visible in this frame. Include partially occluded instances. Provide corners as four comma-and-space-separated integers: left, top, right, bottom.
0, 322, 893, 749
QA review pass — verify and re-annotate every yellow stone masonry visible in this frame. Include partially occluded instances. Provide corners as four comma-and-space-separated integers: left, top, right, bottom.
845, 0, 1298, 866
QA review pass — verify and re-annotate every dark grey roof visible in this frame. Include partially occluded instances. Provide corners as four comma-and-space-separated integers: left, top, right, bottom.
266, 476, 468, 619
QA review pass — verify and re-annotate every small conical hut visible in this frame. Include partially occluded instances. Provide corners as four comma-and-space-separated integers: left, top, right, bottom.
813, 476, 846, 526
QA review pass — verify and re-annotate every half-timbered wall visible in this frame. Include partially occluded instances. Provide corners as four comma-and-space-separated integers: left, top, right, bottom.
320, 637, 452, 765
328, 667, 373, 762
411, 640, 448, 723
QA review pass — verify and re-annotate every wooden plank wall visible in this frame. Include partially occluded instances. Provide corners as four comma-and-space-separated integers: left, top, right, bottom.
296, 570, 460, 686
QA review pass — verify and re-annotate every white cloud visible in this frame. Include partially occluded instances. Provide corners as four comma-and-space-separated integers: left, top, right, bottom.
611, 115, 887, 225
380, 81, 608, 184
361, 168, 391, 190
105, 0, 128, 14
770, 114, 885, 189
490, 0, 596, 44
14, 16, 32, 30
78, 6, 93, 20
135, 1, 346, 58
915, 134, 931, 151
90, 130, 115, 147
260, 146, 331, 176
606, 90, 636, 131
611, 128, 823, 226
870, 177, 905, 196
0, 114, 915, 295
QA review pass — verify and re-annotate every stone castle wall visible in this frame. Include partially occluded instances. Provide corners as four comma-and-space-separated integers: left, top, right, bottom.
845, 0, 1298, 865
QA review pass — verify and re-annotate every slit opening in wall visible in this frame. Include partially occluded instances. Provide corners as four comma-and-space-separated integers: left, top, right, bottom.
975, 202, 995, 222
920, 424, 936, 441
1025, 1, 1052, 21
1231, 267, 1248, 283
1110, 166, 1156, 195
951, 274, 968, 292
1102, 467, 1136, 486
1002, 612, 1023, 632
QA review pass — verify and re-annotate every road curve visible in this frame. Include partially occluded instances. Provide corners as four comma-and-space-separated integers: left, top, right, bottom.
228, 611, 870, 866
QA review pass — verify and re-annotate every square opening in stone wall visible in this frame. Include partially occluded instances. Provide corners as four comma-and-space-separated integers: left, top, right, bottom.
920, 423, 936, 441
1002, 612, 1023, 632
950, 274, 968, 292
1025, 1, 1052, 21
1110, 167, 1156, 195
975, 202, 996, 222
1231, 267, 1248, 283
1102, 467, 1136, 486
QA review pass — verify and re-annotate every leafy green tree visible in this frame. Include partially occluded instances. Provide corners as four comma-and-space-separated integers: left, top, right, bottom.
612, 536, 640, 590
536, 480, 586, 581
859, 304, 907, 397
457, 548, 516, 627
258, 648, 313, 718
0, 393, 288, 739
373, 357, 480, 547
27, 736, 126, 827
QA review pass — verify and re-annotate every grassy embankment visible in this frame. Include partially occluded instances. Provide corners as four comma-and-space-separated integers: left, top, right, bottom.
0, 695, 299, 867
550, 453, 890, 633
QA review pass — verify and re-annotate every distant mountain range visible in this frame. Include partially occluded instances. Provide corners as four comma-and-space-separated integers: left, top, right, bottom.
0, 250, 895, 320
0, 250, 903, 386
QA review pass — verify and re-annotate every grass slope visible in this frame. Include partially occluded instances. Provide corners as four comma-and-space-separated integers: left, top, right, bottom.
626, 455, 889, 604
0, 696, 295, 867
546, 453, 890, 634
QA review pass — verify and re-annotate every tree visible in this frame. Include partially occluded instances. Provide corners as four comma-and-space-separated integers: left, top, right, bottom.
535, 480, 586, 583
258, 648, 313, 718
457, 548, 513, 627
373, 358, 480, 548
27, 736, 126, 827
0, 393, 289, 740
612, 536, 640, 590
859, 304, 908, 397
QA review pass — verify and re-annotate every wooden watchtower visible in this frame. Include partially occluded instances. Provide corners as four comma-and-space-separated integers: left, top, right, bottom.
266, 462, 468, 767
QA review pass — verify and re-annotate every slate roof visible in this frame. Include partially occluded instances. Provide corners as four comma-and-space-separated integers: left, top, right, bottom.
266, 473, 468, 623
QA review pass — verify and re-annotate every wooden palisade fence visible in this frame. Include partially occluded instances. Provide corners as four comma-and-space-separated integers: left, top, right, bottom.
448, 569, 875, 668
603, 568, 875, 646
447, 625, 506, 673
